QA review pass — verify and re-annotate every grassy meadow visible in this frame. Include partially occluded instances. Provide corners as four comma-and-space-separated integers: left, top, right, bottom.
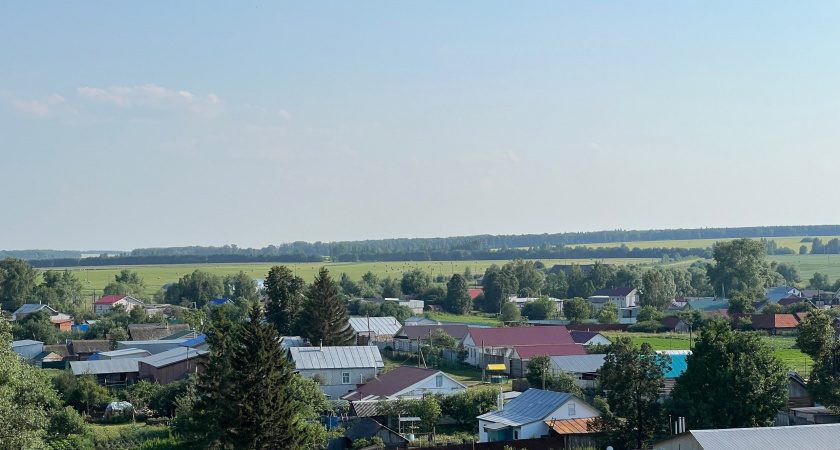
58, 258, 661, 298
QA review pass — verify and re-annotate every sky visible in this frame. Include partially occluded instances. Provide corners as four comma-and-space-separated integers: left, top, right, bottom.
2, 2, 840, 251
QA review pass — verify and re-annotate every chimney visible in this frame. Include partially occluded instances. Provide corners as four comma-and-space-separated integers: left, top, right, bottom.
319, 340, 323, 352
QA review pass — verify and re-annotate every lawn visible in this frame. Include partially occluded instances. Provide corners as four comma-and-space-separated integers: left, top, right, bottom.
601, 331, 814, 377
425, 312, 501, 326
767, 254, 840, 281
381, 353, 487, 386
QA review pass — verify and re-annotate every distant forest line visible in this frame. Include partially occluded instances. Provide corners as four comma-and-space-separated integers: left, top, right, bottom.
6, 224, 840, 267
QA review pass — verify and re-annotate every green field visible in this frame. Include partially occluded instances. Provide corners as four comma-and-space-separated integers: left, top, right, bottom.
602, 331, 814, 377
767, 254, 840, 281
578, 236, 840, 253
57, 258, 661, 298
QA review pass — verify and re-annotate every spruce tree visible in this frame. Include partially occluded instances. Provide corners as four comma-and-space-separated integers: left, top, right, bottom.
299, 267, 356, 346
264, 265, 306, 335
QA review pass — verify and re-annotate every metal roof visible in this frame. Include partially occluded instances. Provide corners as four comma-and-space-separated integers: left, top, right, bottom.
180, 334, 206, 348
468, 326, 575, 348
290, 346, 384, 370
12, 304, 58, 315
550, 354, 606, 374
688, 423, 840, 449
280, 336, 307, 349
478, 389, 575, 427
70, 359, 140, 375
545, 418, 596, 435
139, 347, 208, 368
340, 366, 466, 401
11, 340, 43, 347
397, 324, 469, 341
515, 344, 587, 360
662, 354, 687, 378
348, 317, 402, 336
100, 348, 152, 358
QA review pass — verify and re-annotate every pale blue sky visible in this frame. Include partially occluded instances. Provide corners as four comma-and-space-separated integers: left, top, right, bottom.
2, 2, 839, 251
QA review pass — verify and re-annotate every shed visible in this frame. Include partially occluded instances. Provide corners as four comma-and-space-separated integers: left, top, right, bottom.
69, 359, 140, 386
117, 339, 187, 355
344, 418, 409, 449
138, 347, 208, 385
11, 340, 44, 359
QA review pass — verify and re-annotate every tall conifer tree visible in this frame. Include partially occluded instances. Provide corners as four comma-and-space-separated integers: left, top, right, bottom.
264, 265, 306, 335
299, 267, 355, 346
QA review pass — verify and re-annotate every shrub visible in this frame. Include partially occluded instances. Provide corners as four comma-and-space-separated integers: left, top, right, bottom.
627, 320, 669, 333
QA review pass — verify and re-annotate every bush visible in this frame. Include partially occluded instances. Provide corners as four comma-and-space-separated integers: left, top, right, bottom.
627, 320, 669, 333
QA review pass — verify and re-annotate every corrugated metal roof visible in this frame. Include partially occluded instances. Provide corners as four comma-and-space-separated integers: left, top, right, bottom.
290, 346, 384, 370
100, 348, 152, 359
689, 423, 840, 449
398, 324, 469, 341
12, 304, 58, 315
662, 354, 687, 378
687, 300, 730, 311
551, 354, 606, 374
545, 418, 596, 435
180, 334, 206, 348
139, 347, 208, 368
70, 359, 140, 375
478, 389, 574, 427
348, 317, 402, 336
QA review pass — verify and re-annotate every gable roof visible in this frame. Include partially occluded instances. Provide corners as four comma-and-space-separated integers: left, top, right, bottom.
468, 289, 483, 299
687, 299, 730, 311
43, 344, 72, 358
514, 344, 587, 360
592, 287, 636, 297
289, 346, 384, 370
340, 366, 466, 401
569, 331, 601, 344
70, 359, 140, 375
12, 304, 60, 316
478, 389, 577, 427
94, 295, 139, 305
344, 418, 409, 443
732, 314, 800, 330
398, 324, 469, 341
684, 423, 840, 450
467, 326, 575, 348
766, 286, 800, 303
347, 317, 402, 337
128, 323, 190, 341
139, 347, 208, 368
778, 296, 808, 307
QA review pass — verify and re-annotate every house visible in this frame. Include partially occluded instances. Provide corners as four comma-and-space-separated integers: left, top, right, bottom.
93, 295, 143, 315
778, 296, 812, 308
509, 344, 587, 378
477, 389, 600, 443
462, 326, 577, 369
658, 353, 688, 401
340, 366, 467, 402
280, 335, 306, 349
138, 347, 208, 385
730, 314, 799, 334
653, 423, 840, 450
568, 330, 611, 346
508, 295, 564, 312
468, 289, 483, 300
289, 346, 384, 399
586, 287, 639, 309
343, 418, 409, 449
405, 316, 439, 326
11, 304, 72, 321
52, 318, 73, 331
116, 339, 187, 355
686, 299, 730, 313
565, 323, 630, 333
71, 340, 113, 360
662, 317, 689, 333
347, 316, 403, 346
392, 324, 469, 353
766, 286, 802, 303
44, 343, 75, 361
69, 359, 140, 386
33, 350, 65, 368
11, 340, 44, 359
549, 354, 607, 389
545, 417, 598, 449
127, 323, 190, 341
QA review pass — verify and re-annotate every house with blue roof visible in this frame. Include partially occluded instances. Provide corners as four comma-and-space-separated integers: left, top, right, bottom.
766, 286, 801, 304
477, 388, 600, 443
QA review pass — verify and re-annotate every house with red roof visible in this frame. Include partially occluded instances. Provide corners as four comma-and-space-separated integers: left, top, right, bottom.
468, 289, 483, 300
340, 365, 466, 402
730, 314, 800, 334
462, 326, 581, 372
509, 344, 587, 378
94, 295, 143, 315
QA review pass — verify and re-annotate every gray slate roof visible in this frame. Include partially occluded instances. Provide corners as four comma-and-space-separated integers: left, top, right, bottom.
70, 359, 140, 375
280, 336, 307, 349
139, 347, 208, 368
348, 317, 402, 337
12, 304, 59, 316
290, 346, 384, 370
688, 423, 840, 449
11, 340, 43, 347
478, 389, 575, 427
550, 354, 606, 374
128, 323, 189, 341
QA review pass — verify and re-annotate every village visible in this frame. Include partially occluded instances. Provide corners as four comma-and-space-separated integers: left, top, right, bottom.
6, 238, 840, 449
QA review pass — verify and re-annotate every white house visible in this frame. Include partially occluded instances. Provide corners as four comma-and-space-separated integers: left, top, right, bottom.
289, 346, 384, 399
462, 326, 578, 368
478, 389, 600, 443
11, 304, 72, 322
340, 366, 467, 402
569, 330, 612, 347
508, 295, 564, 312
587, 287, 639, 309
94, 295, 143, 315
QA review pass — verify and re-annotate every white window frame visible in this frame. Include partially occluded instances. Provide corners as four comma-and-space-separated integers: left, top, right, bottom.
342, 372, 351, 384
568, 403, 576, 416
436, 374, 443, 387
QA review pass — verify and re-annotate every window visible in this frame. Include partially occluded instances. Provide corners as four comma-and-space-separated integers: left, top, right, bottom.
436, 374, 443, 387
568, 403, 576, 416
342, 372, 350, 384
514, 430, 519, 440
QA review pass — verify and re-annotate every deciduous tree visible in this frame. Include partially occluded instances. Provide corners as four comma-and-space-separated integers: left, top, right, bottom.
444, 274, 472, 314
562, 297, 591, 324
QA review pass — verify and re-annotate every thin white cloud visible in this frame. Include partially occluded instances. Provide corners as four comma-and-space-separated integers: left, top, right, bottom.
489, 149, 520, 164
76, 84, 224, 117
5, 93, 65, 118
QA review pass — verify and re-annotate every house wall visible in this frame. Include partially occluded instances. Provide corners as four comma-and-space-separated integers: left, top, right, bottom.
519, 421, 549, 440
139, 359, 205, 385
393, 373, 466, 398
654, 434, 701, 450
13, 343, 44, 360
584, 334, 612, 346
299, 367, 380, 399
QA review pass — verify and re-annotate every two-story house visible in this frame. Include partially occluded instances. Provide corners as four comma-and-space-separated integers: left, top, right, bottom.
93, 295, 143, 315
586, 287, 639, 309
